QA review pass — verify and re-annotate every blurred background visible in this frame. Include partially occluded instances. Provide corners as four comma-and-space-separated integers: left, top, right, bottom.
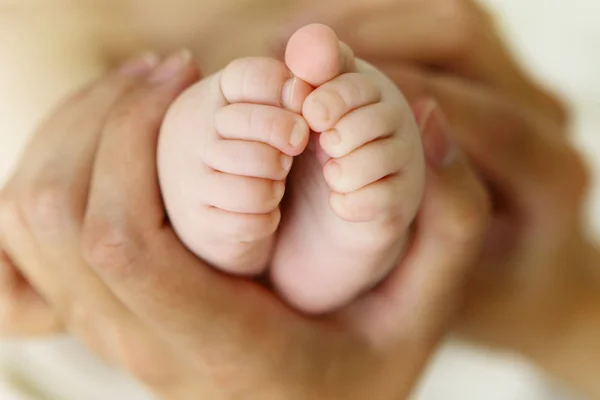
0, 0, 598, 399
417, 0, 599, 399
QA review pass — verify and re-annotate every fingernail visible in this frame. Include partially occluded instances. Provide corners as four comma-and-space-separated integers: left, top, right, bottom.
280, 154, 293, 171
118, 52, 160, 76
415, 100, 437, 132
148, 49, 192, 83
282, 77, 297, 110
417, 101, 459, 169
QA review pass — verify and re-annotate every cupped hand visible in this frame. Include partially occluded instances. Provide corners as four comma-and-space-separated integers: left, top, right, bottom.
0, 54, 488, 399
334, 0, 593, 367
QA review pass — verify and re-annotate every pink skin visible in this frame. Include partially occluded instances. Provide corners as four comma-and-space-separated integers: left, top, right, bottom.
158, 24, 425, 314
158, 58, 312, 275
271, 24, 425, 313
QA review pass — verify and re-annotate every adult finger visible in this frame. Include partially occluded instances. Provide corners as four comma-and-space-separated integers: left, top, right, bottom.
0, 57, 162, 316
332, 1, 534, 95
334, 0, 568, 125
384, 66, 587, 219
378, 63, 568, 130
349, 101, 489, 346
81, 52, 291, 357
0, 54, 160, 318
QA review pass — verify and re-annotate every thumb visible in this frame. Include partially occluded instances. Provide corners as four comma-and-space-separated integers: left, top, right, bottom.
353, 100, 490, 346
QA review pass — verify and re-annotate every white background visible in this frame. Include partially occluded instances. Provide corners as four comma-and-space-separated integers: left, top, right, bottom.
1, 0, 599, 398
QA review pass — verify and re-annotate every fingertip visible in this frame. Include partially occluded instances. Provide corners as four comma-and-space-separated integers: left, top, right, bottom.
117, 52, 160, 77
147, 49, 194, 84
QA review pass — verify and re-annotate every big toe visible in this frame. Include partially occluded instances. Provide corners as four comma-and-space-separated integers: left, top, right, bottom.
285, 23, 355, 87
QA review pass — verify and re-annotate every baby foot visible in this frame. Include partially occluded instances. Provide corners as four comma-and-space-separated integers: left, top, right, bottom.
158, 57, 312, 275
271, 24, 426, 313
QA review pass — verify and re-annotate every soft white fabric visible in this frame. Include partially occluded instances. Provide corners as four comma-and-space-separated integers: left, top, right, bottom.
1, 1, 598, 398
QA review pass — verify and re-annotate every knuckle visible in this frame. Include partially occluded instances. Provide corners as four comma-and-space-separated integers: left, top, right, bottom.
82, 215, 143, 275
434, 0, 476, 58
20, 183, 73, 234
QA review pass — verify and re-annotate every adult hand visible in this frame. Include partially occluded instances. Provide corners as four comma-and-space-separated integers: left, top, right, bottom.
325, 0, 567, 125
0, 54, 488, 398
331, 0, 597, 394
406, 60, 596, 398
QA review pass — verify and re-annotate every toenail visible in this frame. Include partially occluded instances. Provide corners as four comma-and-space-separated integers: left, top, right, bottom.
321, 129, 341, 147
118, 52, 160, 76
325, 161, 342, 181
311, 99, 330, 126
148, 49, 192, 83
289, 120, 307, 148
273, 181, 286, 200
281, 77, 297, 110
280, 154, 293, 171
